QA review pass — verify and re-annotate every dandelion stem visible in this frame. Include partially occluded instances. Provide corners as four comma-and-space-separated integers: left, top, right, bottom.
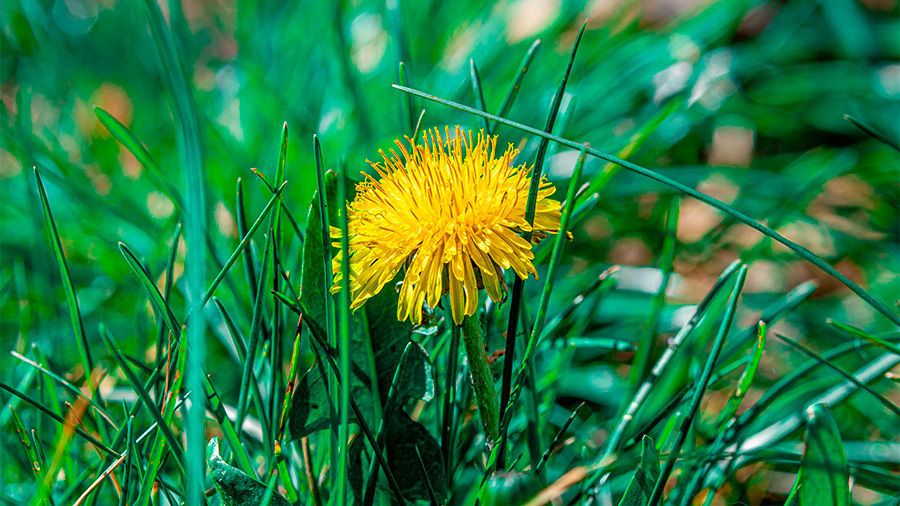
461, 314, 500, 445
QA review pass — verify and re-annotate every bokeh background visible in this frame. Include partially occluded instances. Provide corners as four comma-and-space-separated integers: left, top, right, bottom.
1, 0, 898, 504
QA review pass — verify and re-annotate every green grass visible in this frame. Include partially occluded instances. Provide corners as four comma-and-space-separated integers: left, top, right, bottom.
1, 0, 899, 505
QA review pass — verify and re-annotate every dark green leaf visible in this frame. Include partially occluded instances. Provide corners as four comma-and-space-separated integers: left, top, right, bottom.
617, 436, 661, 506
207, 438, 290, 506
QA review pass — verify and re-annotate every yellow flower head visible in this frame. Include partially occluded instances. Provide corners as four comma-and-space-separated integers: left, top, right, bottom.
331, 126, 565, 325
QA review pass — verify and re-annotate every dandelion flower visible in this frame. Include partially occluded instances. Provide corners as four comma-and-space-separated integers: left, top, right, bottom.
331, 127, 566, 325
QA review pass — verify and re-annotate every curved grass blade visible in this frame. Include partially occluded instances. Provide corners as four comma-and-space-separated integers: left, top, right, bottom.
500, 21, 588, 465
827, 319, 900, 356
390, 85, 900, 326
775, 333, 900, 416
33, 167, 95, 391
799, 404, 850, 506
93, 108, 182, 206
844, 114, 899, 152
647, 265, 748, 506
118, 241, 181, 336
496, 39, 541, 121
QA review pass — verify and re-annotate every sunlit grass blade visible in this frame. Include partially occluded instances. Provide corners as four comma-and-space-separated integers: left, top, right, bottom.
774, 333, 900, 416
496, 39, 541, 120
470, 59, 490, 135
33, 167, 95, 392
390, 84, 900, 326
714, 321, 767, 436
647, 264, 747, 506
844, 114, 900, 151
500, 21, 588, 465
10, 351, 117, 430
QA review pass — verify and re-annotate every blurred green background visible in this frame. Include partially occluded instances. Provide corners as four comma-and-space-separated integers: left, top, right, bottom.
1, 0, 898, 504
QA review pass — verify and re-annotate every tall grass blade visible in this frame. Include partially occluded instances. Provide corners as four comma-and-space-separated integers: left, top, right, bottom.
33, 168, 95, 392
469, 59, 491, 135
500, 21, 588, 465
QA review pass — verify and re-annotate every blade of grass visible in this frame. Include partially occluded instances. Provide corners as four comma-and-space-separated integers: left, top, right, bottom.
10, 406, 51, 505
139, 0, 207, 500
201, 181, 287, 309
399, 62, 415, 134
827, 319, 900, 356
156, 223, 182, 397
440, 310, 461, 489
390, 85, 900, 326
235, 227, 273, 434
470, 59, 491, 135
500, 21, 588, 465
623, 196, 680, 413
9, 352, 117, 430
647, 264, 748, 506
118, 242, 181, 336
268, 123, 289, 444
844, 114, 900, 151
535, 401, 585, 475
496, 39, 541, 121
601, 260, 741, 461
774, 333, 900, 416
97, 325, 186, 473
236, 177, 260, 309
335, 165, 352, 506
33, 167, 95, 393
1, 383, 118, 457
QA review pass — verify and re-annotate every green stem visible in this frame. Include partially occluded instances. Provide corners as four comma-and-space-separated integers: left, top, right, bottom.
461, 315, 500, 445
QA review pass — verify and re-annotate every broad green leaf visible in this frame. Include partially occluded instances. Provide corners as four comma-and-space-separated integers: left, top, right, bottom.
799, 404, 850, 506
617, 436, 661, 506
207, 438, 290, 506
386, 412, 447, 504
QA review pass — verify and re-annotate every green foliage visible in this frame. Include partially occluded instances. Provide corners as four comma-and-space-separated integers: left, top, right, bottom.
2, 0, 898, 505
